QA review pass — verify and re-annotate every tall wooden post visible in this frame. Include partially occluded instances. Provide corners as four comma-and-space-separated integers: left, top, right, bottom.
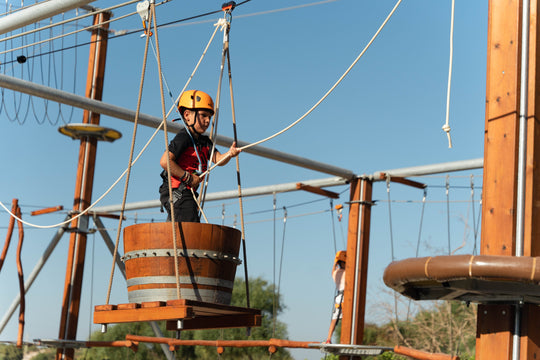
477, 0, 540, 359
56, 11, 110, 360
340, 177, 373, 350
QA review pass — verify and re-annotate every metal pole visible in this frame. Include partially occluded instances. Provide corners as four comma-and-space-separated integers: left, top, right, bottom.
373, 158, 483, 179
0, 0, 95, 35
513, 0, 530, 357
0, 73, 355, 180
350, 179, 365, 345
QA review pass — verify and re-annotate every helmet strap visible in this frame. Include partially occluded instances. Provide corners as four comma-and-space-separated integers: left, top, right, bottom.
184, 109, 202, 136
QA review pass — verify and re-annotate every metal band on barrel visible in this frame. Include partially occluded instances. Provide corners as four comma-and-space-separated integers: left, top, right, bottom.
121, 248, 242, 265
126, 275, 234, 289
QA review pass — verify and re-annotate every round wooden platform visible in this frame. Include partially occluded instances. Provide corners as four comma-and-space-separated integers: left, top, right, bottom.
383, 255, 540, 304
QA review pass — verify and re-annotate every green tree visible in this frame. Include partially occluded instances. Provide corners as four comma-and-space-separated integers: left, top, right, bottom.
81, 276, 292, 359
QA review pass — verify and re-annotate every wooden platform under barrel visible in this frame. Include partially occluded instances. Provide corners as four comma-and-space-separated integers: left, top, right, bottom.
94, 222, 261, 330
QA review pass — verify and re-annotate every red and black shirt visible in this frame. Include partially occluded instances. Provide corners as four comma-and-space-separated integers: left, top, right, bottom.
165, 128, 212, 189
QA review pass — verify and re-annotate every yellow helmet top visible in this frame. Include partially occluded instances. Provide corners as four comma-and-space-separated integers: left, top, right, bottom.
178, 90, 214, 115
334, 251, 346, 265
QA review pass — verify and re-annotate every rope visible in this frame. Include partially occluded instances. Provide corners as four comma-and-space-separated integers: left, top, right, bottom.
105, 5, 152, 305
386, 176, 399, 328
275, 206, 287, 335
442, 0, 455, 148
329, 199, 337, 254
445, 175, 451, 255
198, 15, 229, 210
272, 193, 277, 336
0, 11, 222, 229
406, 187, 427, 321
232, 0, 403, 153
471, 175, 481, 256
224, 8, 251, 312
150, 3, 184, 301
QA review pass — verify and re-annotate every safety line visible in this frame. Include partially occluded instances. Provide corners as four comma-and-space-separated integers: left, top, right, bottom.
105, 2, 153, 306
442, 0, 455, 148
236, 0, 403, 152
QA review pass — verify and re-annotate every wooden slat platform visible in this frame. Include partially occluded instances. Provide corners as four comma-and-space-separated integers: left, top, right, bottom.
94, 299, 261, 330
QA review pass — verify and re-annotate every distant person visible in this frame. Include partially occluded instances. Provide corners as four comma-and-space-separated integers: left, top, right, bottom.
159, 89, 241, 222
324, 250, 346, 344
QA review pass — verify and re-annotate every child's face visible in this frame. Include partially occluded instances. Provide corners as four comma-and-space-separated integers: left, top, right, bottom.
194, 110, 212, 133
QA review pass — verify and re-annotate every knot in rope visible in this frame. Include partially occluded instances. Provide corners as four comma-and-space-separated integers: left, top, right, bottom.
214, 18, 229, 32
442, 123, 453, 148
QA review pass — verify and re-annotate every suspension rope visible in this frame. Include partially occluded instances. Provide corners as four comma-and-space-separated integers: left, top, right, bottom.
445, 175, 451, 255
198, 15, 229, 209
105, 3, 153, 306
272, 193, 277, 334
386, 175, 399, 328
471, 175, 481, 255
406, 187, 427, 321
155, 3, 184, 300
223, 6, 251, 312
442, 0, 455, 148
231, 0, 403, 153
329, 199, 337, 254
275, 206, 287, 336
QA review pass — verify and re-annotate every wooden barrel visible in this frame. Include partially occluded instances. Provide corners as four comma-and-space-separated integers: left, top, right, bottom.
122, 222, 241, 305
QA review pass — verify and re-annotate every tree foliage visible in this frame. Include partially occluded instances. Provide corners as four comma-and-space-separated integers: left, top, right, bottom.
336, 300, 477, 360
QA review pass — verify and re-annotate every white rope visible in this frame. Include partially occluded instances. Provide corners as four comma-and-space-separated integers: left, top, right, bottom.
159, 0, 340, 31
0, 16, 223, 229
442, 0, 455, 148
236, 0, 403, 152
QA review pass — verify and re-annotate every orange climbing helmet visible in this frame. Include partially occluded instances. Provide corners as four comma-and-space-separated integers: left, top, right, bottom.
334, 250, 346, 265
178, 90, 215, 116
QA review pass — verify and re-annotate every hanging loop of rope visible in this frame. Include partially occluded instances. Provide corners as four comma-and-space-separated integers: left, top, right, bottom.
442, 0, 456, 148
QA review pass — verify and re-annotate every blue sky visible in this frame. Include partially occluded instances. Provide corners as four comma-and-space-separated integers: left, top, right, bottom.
0, 1, 488, 359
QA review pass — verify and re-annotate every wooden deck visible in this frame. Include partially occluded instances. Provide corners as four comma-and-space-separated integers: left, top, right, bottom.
94, 299, 261, 330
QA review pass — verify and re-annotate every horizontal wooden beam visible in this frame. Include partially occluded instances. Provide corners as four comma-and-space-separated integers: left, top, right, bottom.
296, 183, 339, 198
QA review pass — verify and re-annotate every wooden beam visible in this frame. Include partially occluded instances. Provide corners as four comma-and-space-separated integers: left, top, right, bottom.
478, 0, 540, 359
378, 173, 426, 190
340, 178, 373, 353
57, 11, 110, 360
30, 205, 63, 216
295, 183, 339, 198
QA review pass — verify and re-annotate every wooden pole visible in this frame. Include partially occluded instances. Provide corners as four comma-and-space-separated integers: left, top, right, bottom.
339, 177, 373, 352
56, 11, 110, 360
477, 0, 540, 359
